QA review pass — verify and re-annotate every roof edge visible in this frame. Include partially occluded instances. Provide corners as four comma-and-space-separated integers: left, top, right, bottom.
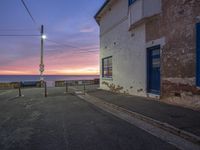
94, 0, 111, 24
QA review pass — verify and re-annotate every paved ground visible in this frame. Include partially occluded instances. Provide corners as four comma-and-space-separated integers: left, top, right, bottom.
0, 88, 178, 150
88, 90, 200, 137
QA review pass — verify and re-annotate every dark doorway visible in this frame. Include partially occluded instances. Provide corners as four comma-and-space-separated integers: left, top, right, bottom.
147, 45, 161, 94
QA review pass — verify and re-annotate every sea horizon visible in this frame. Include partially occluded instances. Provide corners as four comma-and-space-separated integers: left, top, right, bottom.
0, 74, 99, 76
0, 75, 99, 83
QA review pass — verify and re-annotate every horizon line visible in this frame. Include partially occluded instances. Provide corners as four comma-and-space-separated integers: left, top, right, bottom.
0, 74, 100, 76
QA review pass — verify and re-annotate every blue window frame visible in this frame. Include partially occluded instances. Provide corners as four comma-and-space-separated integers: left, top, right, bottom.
102, 56, 112, 78
196, 23, 200, 86
129, 0, 136, 6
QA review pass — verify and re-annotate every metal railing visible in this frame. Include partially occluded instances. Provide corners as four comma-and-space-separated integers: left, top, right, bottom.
0, 79, 100, 98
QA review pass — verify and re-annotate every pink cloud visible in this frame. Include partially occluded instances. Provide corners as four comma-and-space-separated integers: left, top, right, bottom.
80, 26, 95, 33
0, 49, 99, 75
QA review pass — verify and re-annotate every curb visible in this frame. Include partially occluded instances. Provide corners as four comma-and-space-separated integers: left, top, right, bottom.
83, 93, 200, 146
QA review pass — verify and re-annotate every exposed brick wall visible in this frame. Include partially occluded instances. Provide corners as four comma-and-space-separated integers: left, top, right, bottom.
162, 80, 200, 97
146, 0, 200, 97
161, 0, 198, 78
145, 15, 162, 43
161, 0, 200, 97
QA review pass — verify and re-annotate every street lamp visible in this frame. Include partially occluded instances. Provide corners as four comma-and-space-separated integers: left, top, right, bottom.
42, 34, 47, 40
40, 25, 46, 83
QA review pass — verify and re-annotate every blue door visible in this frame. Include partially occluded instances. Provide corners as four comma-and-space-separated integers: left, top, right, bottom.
197, 23, 200, 87
147, 46, 161, 94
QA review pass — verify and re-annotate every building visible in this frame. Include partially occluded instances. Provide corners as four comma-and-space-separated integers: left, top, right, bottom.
95, 0, 200, 109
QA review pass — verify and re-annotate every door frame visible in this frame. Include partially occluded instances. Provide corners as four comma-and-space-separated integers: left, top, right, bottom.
147, 45, 161, 94
196, 23, 200, 87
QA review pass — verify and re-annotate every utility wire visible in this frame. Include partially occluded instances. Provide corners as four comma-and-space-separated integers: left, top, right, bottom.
0, 34, 40, 36
20, 0, 37, 25
46, 48, 99, 53
46, 39, 99, 51
0, 28, 39, 31
46, 45, 99, 52
46, 39, 81, 49
78, 50, 99, 53
46, 49, 99, 55
46, 47, 99, 54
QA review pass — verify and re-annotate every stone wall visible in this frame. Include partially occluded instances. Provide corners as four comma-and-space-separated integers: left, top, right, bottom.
55, 79, 99, 87
161, 0, 200, 97
0, 82, 19, 90
146, 0, 200, 99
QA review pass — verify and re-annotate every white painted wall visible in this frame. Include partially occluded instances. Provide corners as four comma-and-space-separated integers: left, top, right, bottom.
143, 0, 161, 17
100, 0, 128, 35
129, 0, 161, 26
99, 0, 147, 96
98, 0, 162, 96
129, 0, 143, 25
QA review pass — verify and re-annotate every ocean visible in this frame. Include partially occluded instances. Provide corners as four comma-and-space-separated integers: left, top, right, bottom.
0, 75, 99, 86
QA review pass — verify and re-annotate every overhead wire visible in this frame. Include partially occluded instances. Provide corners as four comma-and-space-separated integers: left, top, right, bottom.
0, 1, 40, 37
0, 34, 40, 37
1, 0, 99, 55
0, 28, 39, 31
46, 39, 83, 49
47, 49, 99, 54
19, 0, 98, 54
20, 0, 37, 25
46, 39, 99, 51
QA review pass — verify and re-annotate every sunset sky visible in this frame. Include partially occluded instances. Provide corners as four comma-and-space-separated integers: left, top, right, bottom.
0, 0, 105, 75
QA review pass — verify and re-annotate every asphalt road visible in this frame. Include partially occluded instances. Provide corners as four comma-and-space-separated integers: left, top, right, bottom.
88, 90, 200, 136
0, 88, 178, 150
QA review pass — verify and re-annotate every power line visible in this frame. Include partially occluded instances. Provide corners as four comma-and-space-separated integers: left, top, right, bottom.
20, 0, 37, 25
46, 48, 99, 53
0, 28, 39, 31
46, 39, 81, 49
78, 50, 99, 53
0, 34, 40, 37
46, 39, 99, 51
46, 45, 99, 52
46, 46, 99, 53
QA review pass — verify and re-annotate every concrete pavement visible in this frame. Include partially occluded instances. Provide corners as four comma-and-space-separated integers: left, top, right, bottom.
88, 90, 200, 137
0, 87, 178, 150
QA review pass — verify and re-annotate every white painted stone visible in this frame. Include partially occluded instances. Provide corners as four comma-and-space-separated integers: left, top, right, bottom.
99, 1, 146, 96
128, 0, 161, 27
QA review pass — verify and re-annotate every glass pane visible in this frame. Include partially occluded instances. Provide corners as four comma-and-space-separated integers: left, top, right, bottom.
102, 57, 112, 78
152, 49, 160, 56
103, 69, 108, 77
152, 58, 160, 68
103, 59, 108, 67
108, 57, 112, 66
108, 68, 112, 76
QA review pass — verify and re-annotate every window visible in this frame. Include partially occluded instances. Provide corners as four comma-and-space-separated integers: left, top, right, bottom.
102, 56, 112, 78
129, 0, 136, 6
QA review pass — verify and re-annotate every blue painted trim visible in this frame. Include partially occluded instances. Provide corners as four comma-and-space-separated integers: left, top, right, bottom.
147, 45, 161, 94
129, 0, 137, 6
196, 23, 200, 87
147, 48, 150, 93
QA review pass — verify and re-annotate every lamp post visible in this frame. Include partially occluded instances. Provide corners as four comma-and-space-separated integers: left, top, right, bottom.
40, 25, 46, 82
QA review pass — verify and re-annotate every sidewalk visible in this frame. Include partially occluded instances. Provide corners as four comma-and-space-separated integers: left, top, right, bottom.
88, 90, 200, 137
